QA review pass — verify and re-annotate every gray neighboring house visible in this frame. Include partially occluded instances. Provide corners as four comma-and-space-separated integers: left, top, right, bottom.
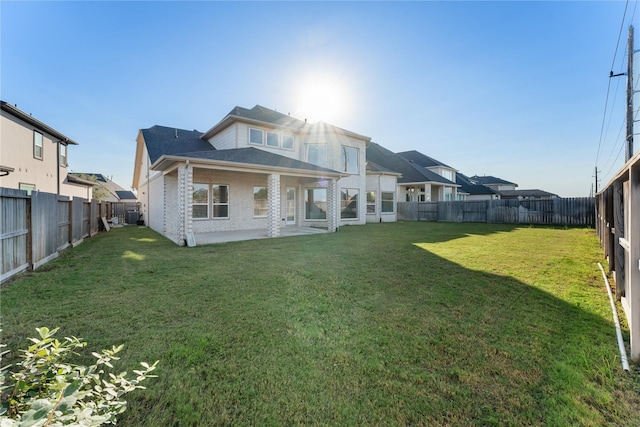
367, 143, 460, 201
132, 105, 382, 246
469, 175, 557, 199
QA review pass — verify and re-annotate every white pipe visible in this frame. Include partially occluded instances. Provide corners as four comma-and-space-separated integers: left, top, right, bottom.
597, 262, 630, 371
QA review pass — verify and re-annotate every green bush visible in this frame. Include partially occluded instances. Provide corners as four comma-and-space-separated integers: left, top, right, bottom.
0, 327, 158, 426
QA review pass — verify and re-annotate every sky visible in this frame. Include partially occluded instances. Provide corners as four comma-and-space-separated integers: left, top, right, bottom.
1, 1, 637, 197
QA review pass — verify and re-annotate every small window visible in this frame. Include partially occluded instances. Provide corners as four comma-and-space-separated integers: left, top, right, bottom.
341, 146, 359, 174
249, 128, 263, 145
212, 184, 229, 218
19, 183, 35, 196
266, 132, 279, 148
59, 143, 68, 167
341, 188, 359, 219
192, 183, 209, 219
381, 192, 394, 213
305, 188, 327, 220
253, 186, 268, 217
366, 191, 376, 214
282, 134, 294, 150
34, 131, 43, 160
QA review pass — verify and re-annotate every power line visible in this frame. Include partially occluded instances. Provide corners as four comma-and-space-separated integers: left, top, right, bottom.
595, 0, 630, 167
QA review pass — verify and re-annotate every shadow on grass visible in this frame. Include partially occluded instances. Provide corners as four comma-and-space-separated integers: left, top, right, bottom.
2, 223, 639, 426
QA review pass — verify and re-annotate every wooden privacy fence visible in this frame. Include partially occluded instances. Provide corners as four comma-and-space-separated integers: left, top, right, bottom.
398, 197, 595, 226
0, 187, 121, 283
595, 151, 640, 361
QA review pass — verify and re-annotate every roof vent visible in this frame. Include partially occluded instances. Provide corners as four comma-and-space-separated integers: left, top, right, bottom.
175, 129, 178, 138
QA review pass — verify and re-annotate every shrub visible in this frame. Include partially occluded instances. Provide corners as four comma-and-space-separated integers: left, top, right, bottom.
0, 327, 158, 426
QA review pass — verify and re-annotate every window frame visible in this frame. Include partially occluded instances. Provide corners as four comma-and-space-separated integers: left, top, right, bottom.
366, 191, 376, 214
249, 128, 264, 145
305, 188, 327, 220
212, 184, 230, 219
192, 183, 209, 219
340, 188, 359, 219
59, 143, 68, 167
19, 183, 36, 196
282, 134, 294, 150
266, 131, 279, 148
34, 131, 43, 160
340, 145, 359, 174
253, 186, 268, 217
381, 191, 395, 213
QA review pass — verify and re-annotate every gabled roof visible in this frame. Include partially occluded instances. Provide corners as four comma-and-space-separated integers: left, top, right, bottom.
153, 147, 344, 177
397, 150, 454, 169
470, 175, 517, 186
1, 100, 78, 145
456, 173, 498, 195
202, 104, 371, 142
140, 125, 213, 164
366, 142, 456, 185
69, 172, 136, 201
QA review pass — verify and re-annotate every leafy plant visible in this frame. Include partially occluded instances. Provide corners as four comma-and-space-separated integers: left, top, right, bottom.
0, 327, 158, 426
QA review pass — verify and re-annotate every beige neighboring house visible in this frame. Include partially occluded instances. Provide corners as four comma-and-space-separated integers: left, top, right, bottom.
69, 173, 137, 203
132, 105, 392, 245
0, 101, 93, 199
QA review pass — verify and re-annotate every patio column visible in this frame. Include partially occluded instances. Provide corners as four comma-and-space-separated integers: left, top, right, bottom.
327, 178, 338, 232
268, 173, 281, 238
176, 162, 194, 247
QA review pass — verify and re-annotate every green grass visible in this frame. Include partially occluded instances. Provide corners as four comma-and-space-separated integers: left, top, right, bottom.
2, 222, 640, 426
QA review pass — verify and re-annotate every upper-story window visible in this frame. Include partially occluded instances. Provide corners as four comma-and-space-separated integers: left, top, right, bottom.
282, 134, 294, 150
441, 169, 454, 182
306, 144, 327, 168
59, 143, 68, 167
249, 128, 263, 145
341, 146, 359, 174
34, 131, 43, 160
266, 131, 279, 148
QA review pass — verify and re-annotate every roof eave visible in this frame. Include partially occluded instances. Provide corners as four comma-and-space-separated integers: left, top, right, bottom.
151, 154, 347, 178
1, 101, 79, 145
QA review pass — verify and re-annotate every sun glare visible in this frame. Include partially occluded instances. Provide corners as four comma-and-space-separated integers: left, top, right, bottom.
294, 74, 350, 125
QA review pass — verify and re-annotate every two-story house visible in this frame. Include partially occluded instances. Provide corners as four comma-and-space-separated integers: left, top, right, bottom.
132, 105, 378, 246
0, 101, 92, 199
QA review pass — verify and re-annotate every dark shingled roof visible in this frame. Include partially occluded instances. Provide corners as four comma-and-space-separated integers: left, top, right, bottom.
115, 190, 137, 200
397, 150, 453, 169
227, 105, 307, 129
456, 173, 498, 195
366, 142, 454, 185
164, 147, 342, 175
141, 125, 213, 164
499, 189, 558, 199
366, 161, 400, 175
470, 175, 517, 186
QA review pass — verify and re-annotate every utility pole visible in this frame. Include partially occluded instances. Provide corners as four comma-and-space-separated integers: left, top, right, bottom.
595, 166, 599, 193
627, 25, 635, 162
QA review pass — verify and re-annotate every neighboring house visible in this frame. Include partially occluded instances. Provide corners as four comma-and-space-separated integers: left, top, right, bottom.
456, 173, 500, 200
132, 105, 380, 245
366, 161, 401, 223
498, 189, 559, 200
469, 175, 557, 199
366, 142, 459, 202
69, 173, 137, 203
0, 101, 92, 199
469, 175, 518, 192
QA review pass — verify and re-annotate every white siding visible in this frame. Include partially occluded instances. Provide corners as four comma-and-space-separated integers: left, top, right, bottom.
209, 125, 237, 150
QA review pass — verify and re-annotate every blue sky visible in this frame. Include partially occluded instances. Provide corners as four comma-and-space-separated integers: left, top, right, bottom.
1, 1, 635, 197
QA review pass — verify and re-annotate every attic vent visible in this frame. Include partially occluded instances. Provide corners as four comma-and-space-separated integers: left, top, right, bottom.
175, 129, 178, 138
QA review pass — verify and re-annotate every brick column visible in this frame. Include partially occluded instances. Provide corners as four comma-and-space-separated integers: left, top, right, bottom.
268, 173, 281, 237
185, 163, 193, 241
176, 164, 187, 246
327, 178, 338, 232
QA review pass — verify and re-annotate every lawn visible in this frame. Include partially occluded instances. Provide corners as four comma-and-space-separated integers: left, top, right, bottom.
2, 222, 640, 426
